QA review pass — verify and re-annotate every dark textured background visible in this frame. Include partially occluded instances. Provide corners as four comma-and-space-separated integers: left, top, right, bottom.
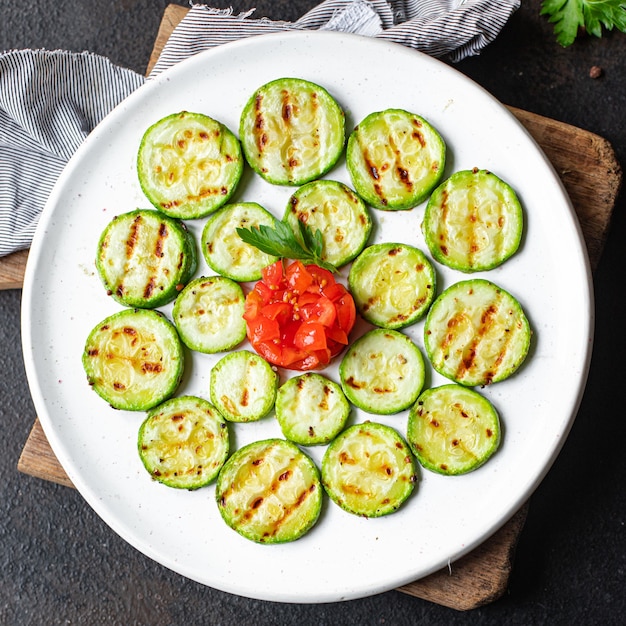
1, 1, 624, 624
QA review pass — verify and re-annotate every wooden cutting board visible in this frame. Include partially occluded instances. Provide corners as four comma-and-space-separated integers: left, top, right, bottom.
4, 3, 622, 611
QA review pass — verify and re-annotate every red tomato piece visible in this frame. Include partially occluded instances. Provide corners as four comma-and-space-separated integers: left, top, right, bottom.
260, 301, 292, 323
306, 264, 334, 289
294, 322, 328, 351
243, 289, 263, 321
286, 260, 314, 293
325, 324, 349, 346
262, 260, 284, 287
247, 314, 280, 344
244, 260, 356, 371
335, 293, 356, 333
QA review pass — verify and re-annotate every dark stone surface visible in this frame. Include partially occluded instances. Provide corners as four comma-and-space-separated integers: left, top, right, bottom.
1, 1, 624, 624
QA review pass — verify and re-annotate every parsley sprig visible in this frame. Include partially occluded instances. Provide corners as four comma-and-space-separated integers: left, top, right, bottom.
541, 0, 626, 47
237, 220, 337, 272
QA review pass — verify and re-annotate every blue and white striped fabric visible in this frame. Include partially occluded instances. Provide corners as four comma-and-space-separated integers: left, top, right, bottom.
0, 0, 519, 257
0, 52, 144, 257
151, 1, 520, 76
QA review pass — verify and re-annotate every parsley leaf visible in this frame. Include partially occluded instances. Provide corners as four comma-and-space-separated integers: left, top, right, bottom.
237, 220, 337, 272
541, 0, 626, 47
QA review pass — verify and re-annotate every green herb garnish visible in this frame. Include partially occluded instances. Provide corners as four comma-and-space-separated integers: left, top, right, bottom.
237, 220, 337, 272
541, 0, 626, 47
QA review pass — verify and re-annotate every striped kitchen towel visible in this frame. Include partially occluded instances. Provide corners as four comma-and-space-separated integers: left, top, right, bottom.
151, 0, 520, 76
0, 0, 520, 257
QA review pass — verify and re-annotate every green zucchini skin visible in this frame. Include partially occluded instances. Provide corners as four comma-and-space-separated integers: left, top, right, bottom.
346, 109, 446, 211
239, 77, 345, 186
339, 328, 425, 415
202, 202, 279, 282
216, 438, 322, 544
424, 279, 531, 386
348, 242, 436, 330
422, 169, 523, 272
210, 350, 278, 422
82, 308, 184, 411
322, 422, 417, 518
96, 209, 197, 309
283, 180, 372, 268
407, 384, 501, 476
137, 111, 243, 219
138, 395, 229, 489
172, 275, 246, 354
275, 372, 350, 445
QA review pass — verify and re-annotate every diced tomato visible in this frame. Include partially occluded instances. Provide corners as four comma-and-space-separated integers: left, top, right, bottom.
323, 281, 347, 301
335, 294, 356, 333
324, 324, 349, 346
294, 322, 328, 351
285, 260, 314, 293
260, 301, 292, 323
244, 260, 356, 371
253, 338, 284, 363
243, 289, 263, 321
281, 345, 301, 363
253, 280, 275, 306
296, 292, 319, 307
299, 296, 335, 326
305, 264, 334, 289
262, 260, 284, 287
246, 314, 280, 344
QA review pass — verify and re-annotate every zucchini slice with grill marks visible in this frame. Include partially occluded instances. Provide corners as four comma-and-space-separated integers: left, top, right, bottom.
137, 111, 243, 219
216, 438, 322, 544
210, 350, 278, 422
339, 328, 425, 415
424, 279, 531, 386
275, 372, 350, 445
348, 242, 436, 329
422, 168, 523, 272
82, 308, 184, 411
322, 422, 417, 518
346, 108, 446, 210
172, 275, 246, 354
138, 395, 229, 489
201, 202, 279, 282
407, 384, 500, 475
239, 77, 345, 186
283, 180, 372, 268
96, 209, 197, 309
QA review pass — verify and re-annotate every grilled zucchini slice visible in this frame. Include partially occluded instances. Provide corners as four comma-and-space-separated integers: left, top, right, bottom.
210, 350, 278, 423
202, 202, 279, 282
96, 209, 197, 309
82, 308, 184, 411
346, 109, 446, 210
137, 111, 243, 219
424, 279, 531, 386
172, 275, 246, 354
283, 180, 372, 268
339, 328, 425, 415
422, 168, 523, 272
322, 422, 417, 517
275, 372, 350, 445
138, 395, 229, 489
239, 77, 345, 185
216, 438, 322, 544
407, 384, 500, 475
348, 242, 436, 330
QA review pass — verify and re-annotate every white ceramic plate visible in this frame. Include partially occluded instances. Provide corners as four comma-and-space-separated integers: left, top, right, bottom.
22, 32, 593, 603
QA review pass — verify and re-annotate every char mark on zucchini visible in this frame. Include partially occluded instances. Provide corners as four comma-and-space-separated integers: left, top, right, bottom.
96, 209, 197, 309
424, 279, 531, 386
216, 439, 322, 543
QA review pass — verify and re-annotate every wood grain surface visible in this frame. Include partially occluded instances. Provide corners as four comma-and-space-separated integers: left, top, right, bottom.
10, 3, 623, 611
